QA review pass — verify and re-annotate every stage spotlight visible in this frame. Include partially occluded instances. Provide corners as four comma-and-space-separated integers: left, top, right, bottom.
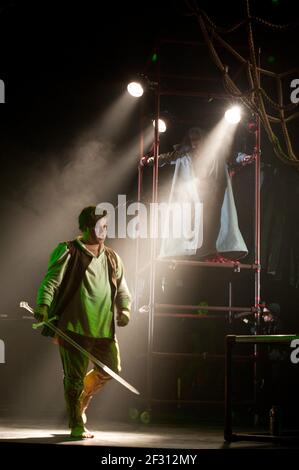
127, 75, 158, 98
153, 118, 167, 133
225, 106, 241, 124
127, 81, 144, 98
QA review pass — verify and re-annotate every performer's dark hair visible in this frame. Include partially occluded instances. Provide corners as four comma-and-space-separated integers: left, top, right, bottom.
181, 127, 205, 147
78, 206, 107, 231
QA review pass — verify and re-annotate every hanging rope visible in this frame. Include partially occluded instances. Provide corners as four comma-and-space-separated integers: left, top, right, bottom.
187, 0, 299, 167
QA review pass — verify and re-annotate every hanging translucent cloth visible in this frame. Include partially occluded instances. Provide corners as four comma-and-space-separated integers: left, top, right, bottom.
216, 166, 248, 259
159, 156, 248, 259
159, 155, 203, 257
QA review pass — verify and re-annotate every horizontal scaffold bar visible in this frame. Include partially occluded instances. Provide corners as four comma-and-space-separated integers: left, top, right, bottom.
227, 334, 298, 344
156, 304, 253, 313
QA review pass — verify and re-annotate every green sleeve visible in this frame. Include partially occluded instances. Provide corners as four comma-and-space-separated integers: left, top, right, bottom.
115, 253, 132, 313
36, 242, 70, 307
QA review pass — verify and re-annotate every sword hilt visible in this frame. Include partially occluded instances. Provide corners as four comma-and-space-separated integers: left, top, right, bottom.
19, 301, 57, 329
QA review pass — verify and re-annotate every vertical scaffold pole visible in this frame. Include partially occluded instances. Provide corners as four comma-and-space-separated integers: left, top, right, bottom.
134, 101, 144, 314
253, 47, 262, 423
147, 83, 160, 410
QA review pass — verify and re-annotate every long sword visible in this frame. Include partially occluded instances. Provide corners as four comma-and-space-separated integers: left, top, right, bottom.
20, 301, 140, 395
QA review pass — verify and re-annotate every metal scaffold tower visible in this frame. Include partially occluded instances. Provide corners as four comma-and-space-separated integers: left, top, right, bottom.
132, 0, 299, 424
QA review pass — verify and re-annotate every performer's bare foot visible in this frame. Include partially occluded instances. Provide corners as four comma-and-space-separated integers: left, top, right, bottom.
70, 425, 94, 439
82, 411, 87, 424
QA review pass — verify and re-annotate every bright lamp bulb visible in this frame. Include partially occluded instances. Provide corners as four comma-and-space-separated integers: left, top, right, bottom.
153, 118, 167, 133
127, 82, 144, 97
225, 106, 241, 124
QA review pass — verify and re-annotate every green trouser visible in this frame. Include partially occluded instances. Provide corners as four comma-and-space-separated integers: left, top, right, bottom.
59, 330, 121, 428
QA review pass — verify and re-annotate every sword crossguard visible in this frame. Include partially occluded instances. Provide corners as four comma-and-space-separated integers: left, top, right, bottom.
32, 316, 58, 330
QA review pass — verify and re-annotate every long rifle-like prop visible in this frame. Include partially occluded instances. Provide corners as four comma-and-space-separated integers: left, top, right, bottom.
20, 301, 140, 396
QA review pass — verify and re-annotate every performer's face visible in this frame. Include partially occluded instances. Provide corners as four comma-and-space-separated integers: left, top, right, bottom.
190, 136, 201, 150
94, 216, 108, 242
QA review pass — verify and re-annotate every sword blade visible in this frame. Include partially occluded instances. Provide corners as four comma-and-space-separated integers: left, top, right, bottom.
20, 301, 140, 395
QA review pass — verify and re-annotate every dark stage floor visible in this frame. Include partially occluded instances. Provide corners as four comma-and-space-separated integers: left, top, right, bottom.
0, 418, 298, 449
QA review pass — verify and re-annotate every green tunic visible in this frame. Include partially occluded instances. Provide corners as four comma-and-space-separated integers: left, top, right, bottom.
36, 237, 131, 338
